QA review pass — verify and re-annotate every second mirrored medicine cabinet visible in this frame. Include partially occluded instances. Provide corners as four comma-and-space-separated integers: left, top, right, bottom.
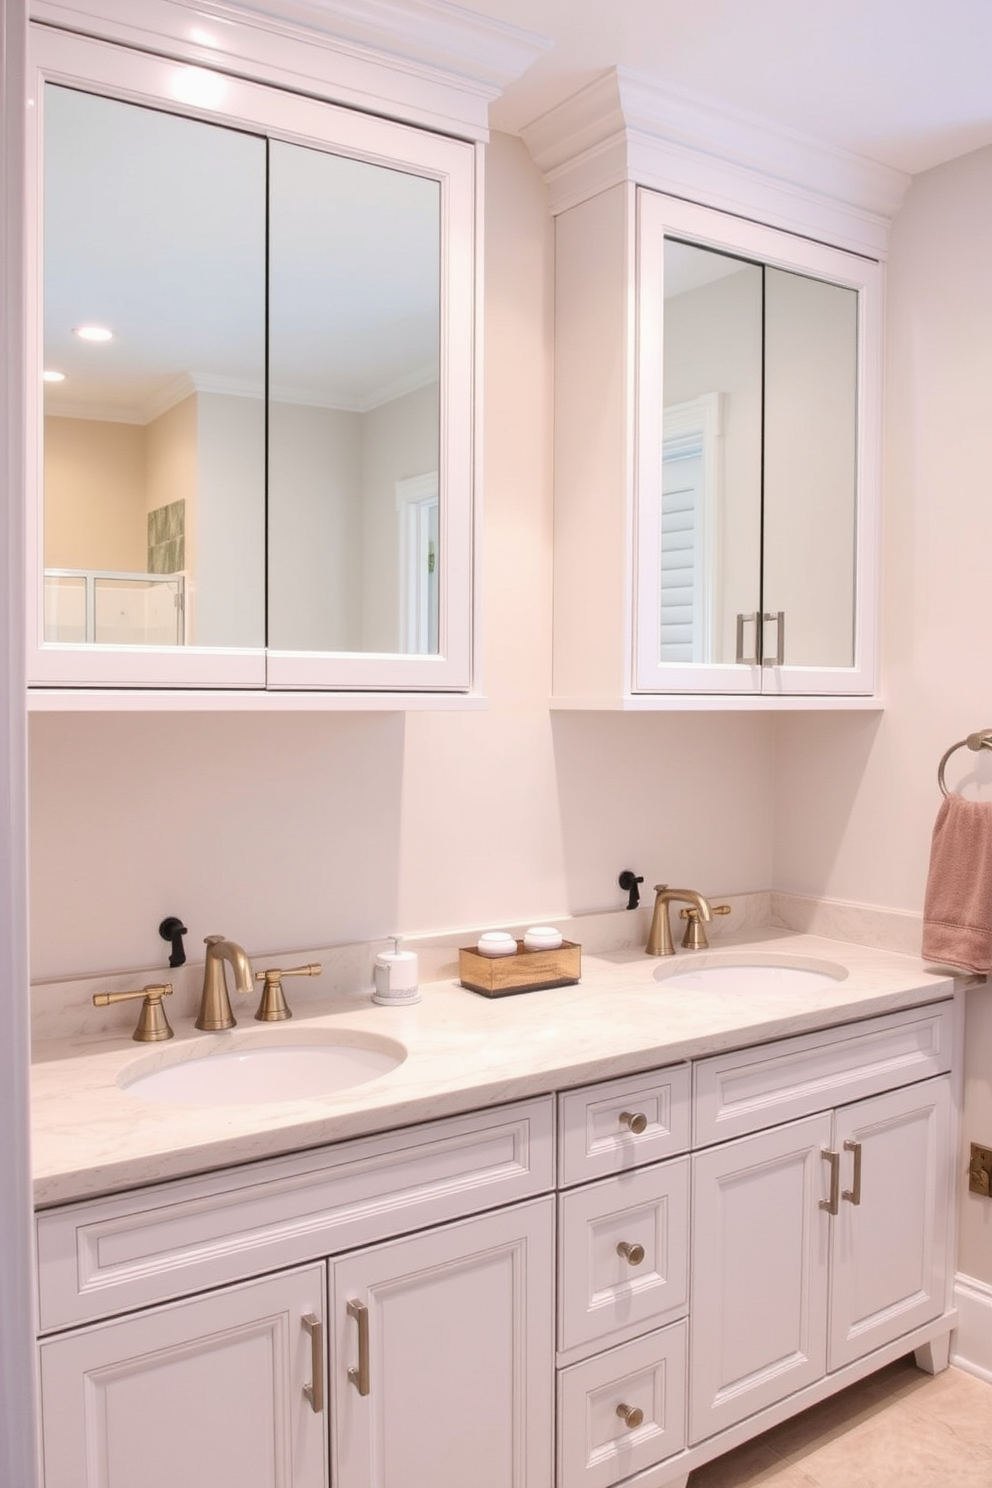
26, 23, 480, 707
550, 182, 883, 709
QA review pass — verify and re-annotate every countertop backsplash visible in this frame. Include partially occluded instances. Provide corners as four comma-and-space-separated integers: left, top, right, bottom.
28, 891, 927, 1047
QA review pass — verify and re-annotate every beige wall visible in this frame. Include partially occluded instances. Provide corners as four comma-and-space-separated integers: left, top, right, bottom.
43, 415, 146, 571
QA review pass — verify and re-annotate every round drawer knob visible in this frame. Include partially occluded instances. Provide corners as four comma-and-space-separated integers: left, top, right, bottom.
616, 1241, 645, 1266
619, 1110, 647, 1134
616, 1403, 644, 1430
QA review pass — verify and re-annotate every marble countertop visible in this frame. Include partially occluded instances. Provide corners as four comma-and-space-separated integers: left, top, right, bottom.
31, 928, 957, 1207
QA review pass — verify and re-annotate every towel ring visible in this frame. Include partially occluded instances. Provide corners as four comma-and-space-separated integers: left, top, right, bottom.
937, 729, 992, 796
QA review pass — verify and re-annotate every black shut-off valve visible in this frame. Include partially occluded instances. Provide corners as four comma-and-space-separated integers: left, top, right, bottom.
159, 916, 188, 968
618, 870, 644, 911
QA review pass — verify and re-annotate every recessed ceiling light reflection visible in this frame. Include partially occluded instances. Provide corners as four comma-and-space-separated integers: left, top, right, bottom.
42, 370, 65, 383
73, 324, 114, 343
173, 66, 227, 110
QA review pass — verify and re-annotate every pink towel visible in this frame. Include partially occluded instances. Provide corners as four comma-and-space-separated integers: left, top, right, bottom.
922, 794, 992, 973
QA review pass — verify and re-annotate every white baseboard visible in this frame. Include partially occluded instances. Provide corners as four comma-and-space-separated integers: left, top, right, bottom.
951, 1273, 992, 1383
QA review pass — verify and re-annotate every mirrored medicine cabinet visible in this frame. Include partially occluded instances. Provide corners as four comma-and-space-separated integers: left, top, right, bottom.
552, 186, 882, 707
27, 27, 477, 699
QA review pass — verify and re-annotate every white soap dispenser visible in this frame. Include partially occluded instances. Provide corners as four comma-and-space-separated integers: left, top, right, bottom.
372, 936, 421, 1006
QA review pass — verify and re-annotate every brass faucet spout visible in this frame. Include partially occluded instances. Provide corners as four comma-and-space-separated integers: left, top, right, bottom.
646, 886, 713, 957
196, 935, 254, 1030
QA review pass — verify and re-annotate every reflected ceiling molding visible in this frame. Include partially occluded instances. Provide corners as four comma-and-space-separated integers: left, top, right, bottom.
30, 0, 554, 140
521, 66, 912, 258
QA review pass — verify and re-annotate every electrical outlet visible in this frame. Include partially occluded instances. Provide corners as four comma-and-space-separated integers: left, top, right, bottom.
968, 1143, 992, 1196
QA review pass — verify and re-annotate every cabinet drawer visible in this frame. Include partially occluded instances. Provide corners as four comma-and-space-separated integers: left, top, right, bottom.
36, 1096, 554, 1332
558, 1321, 687, 1488
559, 1065, 690, 1187
558, 1158, 689, 1358
693, 1001, 954, 1146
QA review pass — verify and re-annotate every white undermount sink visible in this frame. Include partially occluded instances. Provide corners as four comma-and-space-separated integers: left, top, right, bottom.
654, 954, 848, 993
119, 1030, 406, 1106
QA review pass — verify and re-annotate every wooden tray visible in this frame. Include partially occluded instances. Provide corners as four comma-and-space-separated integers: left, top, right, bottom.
458, 940, 581, 997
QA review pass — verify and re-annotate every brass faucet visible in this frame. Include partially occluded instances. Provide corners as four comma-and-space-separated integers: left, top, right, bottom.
647, 885, 717, 956
196, 935, 255, 1030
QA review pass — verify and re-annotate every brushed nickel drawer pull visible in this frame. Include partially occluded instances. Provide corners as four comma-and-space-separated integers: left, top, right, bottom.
616, 1241, 645, 1266
820, 1148, 840, 1215
843, 1139, 863, 1205
347, 1298, 370, 1396
619, 1110, 647, 1134
616, 1403, 644, 1430
301, 1313, 323, 1414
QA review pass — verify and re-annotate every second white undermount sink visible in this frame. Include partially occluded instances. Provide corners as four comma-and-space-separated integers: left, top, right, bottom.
655, 954, 848, 993
120, 1030, 406, 1107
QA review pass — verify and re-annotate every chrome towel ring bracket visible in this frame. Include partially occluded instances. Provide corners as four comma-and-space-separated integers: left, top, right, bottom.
937, 729, 992, 796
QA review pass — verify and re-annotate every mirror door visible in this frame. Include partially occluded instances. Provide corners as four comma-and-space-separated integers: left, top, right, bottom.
29, 27, 476, 693
636, 190, 880, 697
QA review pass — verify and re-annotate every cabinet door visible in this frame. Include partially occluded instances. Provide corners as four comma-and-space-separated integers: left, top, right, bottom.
635, 190, 881, 699
39, 1263, 327, 1488
331, 1197, 554, 1488
828, 1076, 952, 1371
29, 26, 477, 697
689, 1113, 831, 1444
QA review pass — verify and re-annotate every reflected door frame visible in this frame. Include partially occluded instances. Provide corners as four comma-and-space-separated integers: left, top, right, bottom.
660, 392, 722, 664
396, 471, 439, 655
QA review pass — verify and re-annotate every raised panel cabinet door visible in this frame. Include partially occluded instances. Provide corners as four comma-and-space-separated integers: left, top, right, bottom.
828, 1076, 952, 1371
689, 1113, 832, 1444
330, 1197, 555, 1488
39, 1263, 327, 1488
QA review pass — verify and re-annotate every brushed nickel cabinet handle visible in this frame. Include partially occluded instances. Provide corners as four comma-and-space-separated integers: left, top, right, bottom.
616, 1403, 644, 1429
347, 1298, 370, 1396
761, 610, 785, 667
301, 1313, 323, 1414
619, 1110, 647, 1134
736, 611, 758, 665
842, 1139, 862, 1205
616, 1241, 645, 1266
820, 1148, 840, 1215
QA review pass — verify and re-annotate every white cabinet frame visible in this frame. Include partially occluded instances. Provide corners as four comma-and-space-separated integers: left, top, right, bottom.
26, 25, 479, 698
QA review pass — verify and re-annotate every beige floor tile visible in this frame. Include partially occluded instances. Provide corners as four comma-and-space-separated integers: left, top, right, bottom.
686, 1358, 992, 1488
687, 1438, 819, 1487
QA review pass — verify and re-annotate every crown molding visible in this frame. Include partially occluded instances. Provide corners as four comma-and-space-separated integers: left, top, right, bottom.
30, 0, 552, 140
521, 67, 911, 257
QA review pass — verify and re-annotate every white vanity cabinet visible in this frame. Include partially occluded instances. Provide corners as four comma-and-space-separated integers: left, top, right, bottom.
33, 1000, 960, 1488
690, 1005, 954, 1446
550, 182, 882, 708
35, 1098, 555, 1488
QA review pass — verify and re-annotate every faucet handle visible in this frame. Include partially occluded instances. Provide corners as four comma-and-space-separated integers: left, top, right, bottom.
253, 963, 322, 1022
679, 903, 731, 950
93, 983, 174, 1042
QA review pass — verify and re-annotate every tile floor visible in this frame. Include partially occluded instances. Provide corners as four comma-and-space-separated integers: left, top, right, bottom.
686, 1357, 992, 1487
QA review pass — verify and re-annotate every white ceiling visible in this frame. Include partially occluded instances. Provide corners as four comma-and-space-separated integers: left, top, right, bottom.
449, 0, 992, 178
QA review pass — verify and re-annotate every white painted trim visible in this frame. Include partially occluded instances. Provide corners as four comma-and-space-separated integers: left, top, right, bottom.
0, 0, 41, 1481
521, 67, 910, 257
30, 0, 552, 140
951, 1274, 992, 1383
